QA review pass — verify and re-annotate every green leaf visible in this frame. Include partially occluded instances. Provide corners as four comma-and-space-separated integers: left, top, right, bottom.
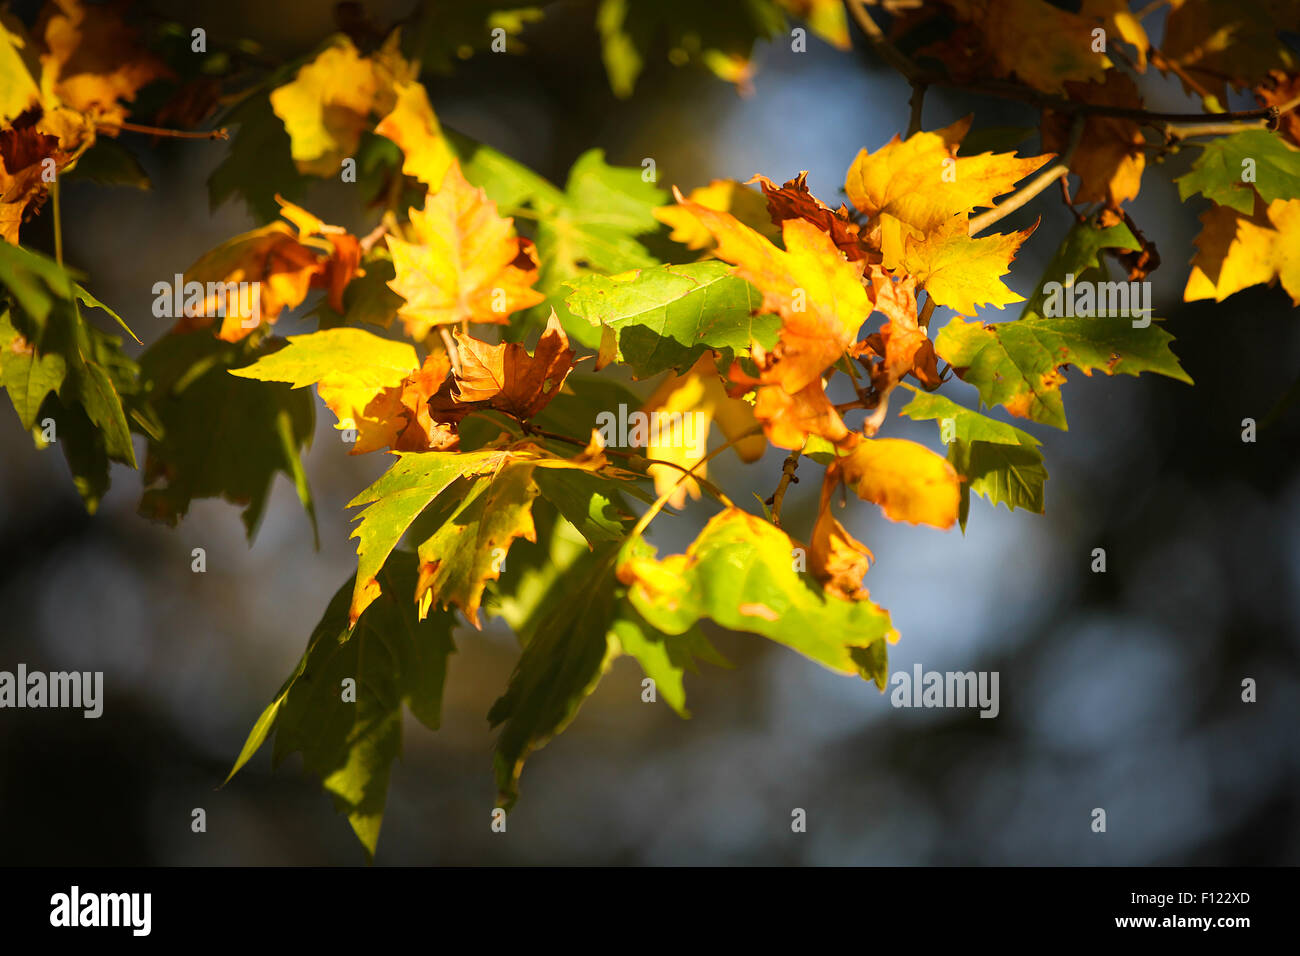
447, 128, 565, 214
533, 468, 635, 545
347, 449, 510, 624
620, 508, 896, 687
565, 261, 778, 377
487, 541, 626, 805
898, 386, 1047, 527
596, 0, 784, 97
208, 84, 303, 220
611, 615, 726, 717
899, 387, 1036, 446
226, 554, 456, 859
63, 137, 151, 190
229, 327, 417, 391
138, 332, 316, 540
1176, 129, 1300, 214
0, 309, 65, 429
934, 315, 1192, 430
1019, 217, 1140, 321
405, 2, 549, 75
415, 461, 542, 628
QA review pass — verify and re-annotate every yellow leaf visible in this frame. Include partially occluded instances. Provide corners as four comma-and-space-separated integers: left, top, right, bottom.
897, 217, 1035, 316
1185, 198, 1300, 305
641, 355, 764, 507
654, 178, 776, 250
385, 159, 545, 338
845, 119, 1052, 270
944, 0, 1111, 93
270, 38, 385, 177
374, 80, 454, 190
838, 437, 961, 529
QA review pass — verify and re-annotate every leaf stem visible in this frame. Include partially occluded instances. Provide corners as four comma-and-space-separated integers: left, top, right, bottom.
627, 426, 763, 540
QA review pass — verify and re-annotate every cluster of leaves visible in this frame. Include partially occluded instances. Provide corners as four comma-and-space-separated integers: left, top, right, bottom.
1, 0, 1297, 857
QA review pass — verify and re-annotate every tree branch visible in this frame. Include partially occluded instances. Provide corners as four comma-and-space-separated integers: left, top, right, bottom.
968, 114, 1084, 235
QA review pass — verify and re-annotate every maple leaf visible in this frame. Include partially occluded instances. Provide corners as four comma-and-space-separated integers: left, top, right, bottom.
835, 437, 961, 529
900, 387, 1047, 530
857, 269, 939, 408
809, 477, 875, 603
639, 354, 765, 508
845, 118, 1051, 269
934, 315, 1192, 429
270, 32, 414, 176
654, 178, 776, 251
940, 0, 1111, 94
227, 555, 456, 859
1043, 71, 1146, 206
671, 186, 871, 393
1161, 0, 1297, 107
1184, 198, 1300, 306
564, 261, 776, 379
617, 508, 897, 683
229, 327, 456, 454
177, 198, 360, 341
36, 0, 170, 129
749, 171, 874, 261
1176, 130, 1300, 215
386, 158, 545, 338
374, 80, 454, 190
428, 312, 575, 425
347, 437, 612, 625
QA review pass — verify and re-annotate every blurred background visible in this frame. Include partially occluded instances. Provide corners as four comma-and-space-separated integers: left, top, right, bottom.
1, 0, 1298, 865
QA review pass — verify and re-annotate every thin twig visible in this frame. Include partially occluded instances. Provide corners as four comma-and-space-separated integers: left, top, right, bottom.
110, 121, 229, 140
844, 0, 922, 81
907, 82, 927, 136
969, 114, 1084, 235
769, 440, 806, 527
1165, 119, 1273, 141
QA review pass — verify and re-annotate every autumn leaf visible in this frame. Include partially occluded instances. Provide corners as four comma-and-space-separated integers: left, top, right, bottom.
374, 80, 454, 190
36, 0, 170, 129
617, 508, 896, 684
270, 33, 413, 177
229, 327, 455, 454
347, 436, 611, 625
900, 386, 1047, 530
857, 268, 940, 411
749, 171, 873, 261
386, 158, 545, 338
809, 476, 875, 602
1160, 0, 1297, 107
564, 261, 776, 378
177, 198, 360, 341
431, 311, 575, 423
1184, 197, 1300, 306
941, 0, 1111, 93
1043, 71, 1146, 206
834, 437, 961, 529
1176, 130, 1300, 215
654, 178, 777, 250
671, 186, 871, 393
639, 354, 764, 507
934, 314, 1192, 429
